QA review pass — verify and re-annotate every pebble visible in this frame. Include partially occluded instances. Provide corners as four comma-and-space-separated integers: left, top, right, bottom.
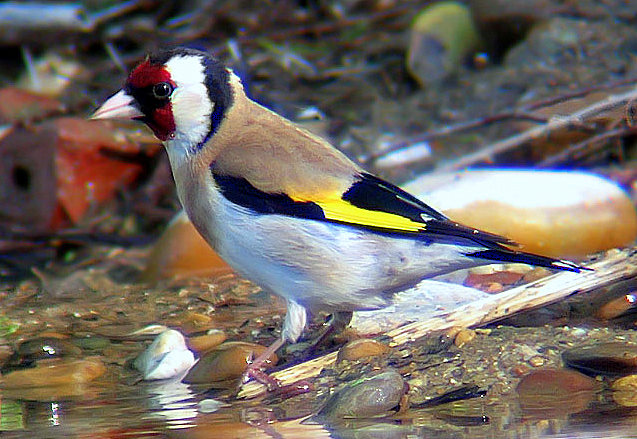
413, 385, 486, 408
187, 330, 227, 354
407, 1, 482, 86
405, 170, 637, 260
528, 355, 546, 367
142, 210, 232, 282
127, 324, 170, 338
613, 390, 637, 408
1, 358, 106, 389
612, 375, 637, 407
72, 334, 111, 351
133, 329, 195, 380
596, 293, 637, 320
183, 342, 277, 384
17, 52, 86, 97
336, 339, 390, 363
2, 337, 81, 372
511, 364, 530, 377
454, 329, 477, 348
372, 139, 432, 181
516, 368, 598, 417
612, 374, 637, 391
317, 369, 407, 423
562, 342, 637, 377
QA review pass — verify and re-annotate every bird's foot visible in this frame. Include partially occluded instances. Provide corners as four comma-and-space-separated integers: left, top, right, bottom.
242, 363, 281, 392
239, 337, 314, 398
243, 365, 313, 398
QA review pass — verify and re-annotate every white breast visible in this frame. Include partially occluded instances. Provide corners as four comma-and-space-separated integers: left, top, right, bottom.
165, 144, 482, 315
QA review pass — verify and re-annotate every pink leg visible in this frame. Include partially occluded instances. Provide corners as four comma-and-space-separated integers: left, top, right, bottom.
241, 337, 314, 398
242, 337, 285, 390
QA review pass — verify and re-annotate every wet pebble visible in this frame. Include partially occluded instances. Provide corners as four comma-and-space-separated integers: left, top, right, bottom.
134, 329, 195, 380
187, 330, 227, 354
336, 339, 390, 364
414, 385, 486, 408
183, 341, 277, 384
612, 375, 637, 407
1, 357, 106, 389
72, 334, 111, 351
612, 374, 637, 391
454, 329, 477, 348
317, 369, 407, 422
175, 311, 216, 333
2, 337, 81, 372
511, 364, 530, 377
517, 368, 599, 417
562, 342, 637, 377
127, 324, 170, 338
596, 293, 637, 320
528, 355, 546, 367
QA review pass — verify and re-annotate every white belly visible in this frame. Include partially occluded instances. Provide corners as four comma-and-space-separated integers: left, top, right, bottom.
169, 152, 481, 314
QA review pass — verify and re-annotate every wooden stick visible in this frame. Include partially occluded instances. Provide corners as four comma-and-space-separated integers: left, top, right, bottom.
435, 86, 637, 172
238, 247, 637, 399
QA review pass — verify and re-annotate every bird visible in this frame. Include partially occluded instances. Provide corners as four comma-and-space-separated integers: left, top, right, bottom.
91, 47, 585, 385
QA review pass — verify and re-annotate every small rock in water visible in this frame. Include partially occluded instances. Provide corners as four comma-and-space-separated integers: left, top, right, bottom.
517, 368, 599, 418
134, 329, 195, 380
317, 369, 407, 423
612, 375, 637, 407
183, 341, 277, 384
129, 324, 170, 337
596, 293, 637, 320
413, 385, 486, 408
336, 339, 390, 364
2, 337, 81, 372
612, 374, 637, 391
2, 357, 106, 389
562, 342, 637, 377
187, 330, 227, 354
454, 328, 477, 348
72, 334, 111, 351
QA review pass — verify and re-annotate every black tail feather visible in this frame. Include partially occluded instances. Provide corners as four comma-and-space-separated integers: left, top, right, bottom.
465, 248, 589, 273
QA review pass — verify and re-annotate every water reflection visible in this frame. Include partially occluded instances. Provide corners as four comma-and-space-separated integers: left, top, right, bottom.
3, 381, 637, 438
142, 379, 199, 430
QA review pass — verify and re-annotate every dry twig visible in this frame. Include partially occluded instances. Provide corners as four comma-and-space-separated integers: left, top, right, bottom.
436, 85, 637, 172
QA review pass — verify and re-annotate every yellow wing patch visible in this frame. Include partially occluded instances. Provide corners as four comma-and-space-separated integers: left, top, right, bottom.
307, 197, 426, 233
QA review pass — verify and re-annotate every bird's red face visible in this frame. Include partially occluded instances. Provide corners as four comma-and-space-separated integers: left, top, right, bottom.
123, 59, 177, 141
92, 48, 234, 148
92, 56, 177, 141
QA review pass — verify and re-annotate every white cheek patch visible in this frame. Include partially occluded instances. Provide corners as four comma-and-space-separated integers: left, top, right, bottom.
165, 55, 214, 147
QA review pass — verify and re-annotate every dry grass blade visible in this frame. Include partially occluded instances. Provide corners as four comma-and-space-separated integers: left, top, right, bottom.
238, 247, 637, 399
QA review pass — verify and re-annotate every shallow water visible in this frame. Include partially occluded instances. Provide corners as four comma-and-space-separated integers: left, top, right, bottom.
3, 385, 637, 438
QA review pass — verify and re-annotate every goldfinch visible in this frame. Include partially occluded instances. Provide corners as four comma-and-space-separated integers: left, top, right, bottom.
91, 47, 583, 379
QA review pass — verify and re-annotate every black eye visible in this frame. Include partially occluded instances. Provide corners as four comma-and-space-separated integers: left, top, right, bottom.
152, 82, 173, 99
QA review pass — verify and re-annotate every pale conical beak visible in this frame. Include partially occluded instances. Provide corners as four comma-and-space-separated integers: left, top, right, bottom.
90, 89, 144, 120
